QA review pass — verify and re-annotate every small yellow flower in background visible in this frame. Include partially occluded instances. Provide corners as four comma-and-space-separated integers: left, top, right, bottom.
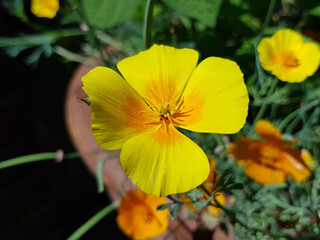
82, 44, 249, 196
116, 189, 169, 239
228, 120, 313, 185
257, 28, 320, 83
31, 0, 59, 19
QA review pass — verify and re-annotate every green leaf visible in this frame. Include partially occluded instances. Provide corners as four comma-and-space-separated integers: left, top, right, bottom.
82, 0, 142, 29
309, 6, 320, 17
169, 204, 181, 219
157, 202, 175, 211
162, 0, 223, 28
2, 0, 27, 21
187, 188, 204, 201
193, 200, 209, 208
0, 29, 84, 48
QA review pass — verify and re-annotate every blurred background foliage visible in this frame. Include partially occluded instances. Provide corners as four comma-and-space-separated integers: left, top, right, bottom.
1, 0, 320, 239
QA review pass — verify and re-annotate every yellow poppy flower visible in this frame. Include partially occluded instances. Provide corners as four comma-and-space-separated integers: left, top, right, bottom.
82, 44, 249, 196
257, 29, 320, 82
31, 0, 59, 19
228, 120, 313, 185
116, 189, 169, 239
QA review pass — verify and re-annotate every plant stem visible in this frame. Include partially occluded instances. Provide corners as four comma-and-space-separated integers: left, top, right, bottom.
248, 77, 278, 136
0, 150, 103, 170
96, 158, 106, 193
54, 45, 91, 64
143, 0, 155, 49
278, 100, 319, 131
258, 0, 276, 39
67, 201, 120, 240
0, 152, 74, 169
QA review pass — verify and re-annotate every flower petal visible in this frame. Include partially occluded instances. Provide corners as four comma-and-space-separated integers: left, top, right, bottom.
82, 66, 155, 150
116, 189, 169, 239
281, 149, 312, 182
117, 44, 199, 106
272, 29, 303, 51
287, 42, 320, 83
244, 160, 286, 185
180, 57, 249, 133
255, 120, 282, 142
120, 125, 210, 196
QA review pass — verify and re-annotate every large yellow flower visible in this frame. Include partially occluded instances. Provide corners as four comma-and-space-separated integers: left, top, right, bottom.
82, 45, 249, 196
257, 29, 320, 83
31, 0, 59, 19
228, 120, 313, 185
116, 189, 169, 239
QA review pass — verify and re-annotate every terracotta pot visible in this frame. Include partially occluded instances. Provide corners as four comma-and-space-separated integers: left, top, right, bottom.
64, 62, 231, 240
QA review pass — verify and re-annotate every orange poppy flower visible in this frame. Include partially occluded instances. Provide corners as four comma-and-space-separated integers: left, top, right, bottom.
228, 120, 313, 185
116, 189, 169, 239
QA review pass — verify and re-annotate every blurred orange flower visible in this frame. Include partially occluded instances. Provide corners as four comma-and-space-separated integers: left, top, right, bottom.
116, 189, 169, 239
181, 158, 225, 215
228, 120, 313, 185
31, 0, 59, 19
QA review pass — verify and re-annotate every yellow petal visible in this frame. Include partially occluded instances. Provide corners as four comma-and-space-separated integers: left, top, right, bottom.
244, 160, 286, 185
272, 29, 304, 51
117, 44, 199, 106
120, 125, 210, 196
180, 57, 249, 133
31, 0, 59, 19
82, 66, 155, 150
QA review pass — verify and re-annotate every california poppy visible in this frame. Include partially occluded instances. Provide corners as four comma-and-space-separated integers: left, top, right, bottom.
257, 29, 320, 83
228, 120, 312, 185
82, 45, 249, 196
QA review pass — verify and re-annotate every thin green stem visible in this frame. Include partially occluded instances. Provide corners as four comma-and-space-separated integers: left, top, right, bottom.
278, 100, 319, 131
211, 134, 226, 151
96, 159, 106, 193
0, 150, 103, 170
54, 45, 91, 64
143, 0, 155, 49
0, 152, 58, 169
199, 184, 211, 196
258, 0, 276, 39
74, 0, 110, 66
67, 201, 119, 240
248, 78, 278, 136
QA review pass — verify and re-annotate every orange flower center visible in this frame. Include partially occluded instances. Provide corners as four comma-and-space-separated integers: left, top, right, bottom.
258, 144, 282, 169
145, 96, 193, 133
284, 55, 300, 68
271, 50, 300, 70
